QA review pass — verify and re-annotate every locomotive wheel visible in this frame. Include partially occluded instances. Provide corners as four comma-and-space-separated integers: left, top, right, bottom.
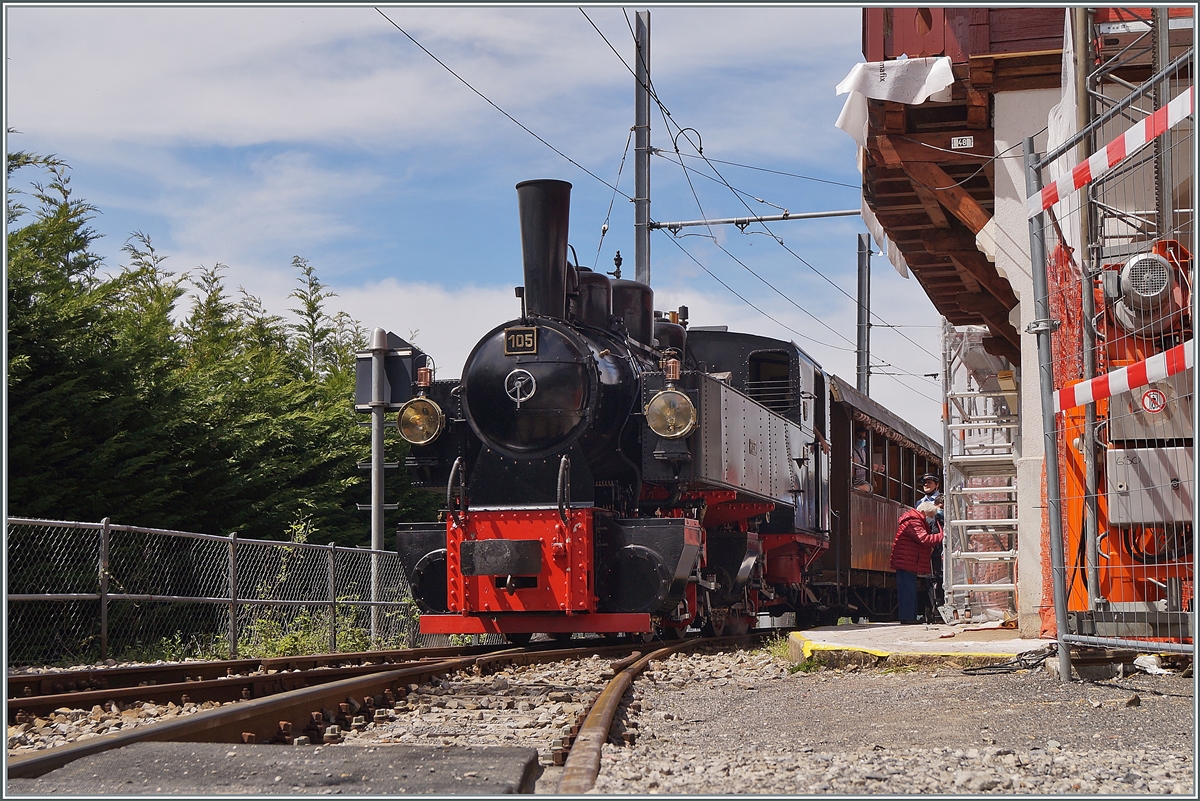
726, 616, 752, 637
628, 631, 656, 643
660, 624, 686, 640
506, 633, 533, 646
701, 615, 727, 637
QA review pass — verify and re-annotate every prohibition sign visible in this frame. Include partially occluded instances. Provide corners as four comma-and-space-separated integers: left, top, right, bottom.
1140, 387, 1167, 414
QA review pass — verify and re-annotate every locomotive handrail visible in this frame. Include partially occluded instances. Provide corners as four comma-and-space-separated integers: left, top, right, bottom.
447, 457, 466, 530
557, 455, 571, 527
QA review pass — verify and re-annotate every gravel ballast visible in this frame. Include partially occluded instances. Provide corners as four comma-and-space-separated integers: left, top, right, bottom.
9, 644, 1194, 795
587, 648, 1195, 795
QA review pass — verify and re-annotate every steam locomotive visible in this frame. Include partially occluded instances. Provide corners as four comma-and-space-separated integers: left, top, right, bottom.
392, 179, 943, 641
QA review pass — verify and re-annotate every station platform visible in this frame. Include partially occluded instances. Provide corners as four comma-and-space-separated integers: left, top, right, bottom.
787, 621, 1050, 668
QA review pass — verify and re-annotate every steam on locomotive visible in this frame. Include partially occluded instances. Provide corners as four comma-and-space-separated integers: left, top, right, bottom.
391, 179, 943, 641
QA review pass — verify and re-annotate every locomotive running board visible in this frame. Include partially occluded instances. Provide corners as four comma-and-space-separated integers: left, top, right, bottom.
420, 613, 651, 635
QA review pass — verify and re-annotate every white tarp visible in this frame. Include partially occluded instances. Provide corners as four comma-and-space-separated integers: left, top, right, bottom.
836, 56, 955, 277
860, 198, 911, 279
835, 56, 956, 148
1044, 9, 1080, 258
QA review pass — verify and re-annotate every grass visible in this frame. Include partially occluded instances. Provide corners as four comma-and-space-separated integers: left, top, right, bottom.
762, 633, 792, 661
881, 663, 919, 674
789, 657, 822, 674
114, 631, 228, 664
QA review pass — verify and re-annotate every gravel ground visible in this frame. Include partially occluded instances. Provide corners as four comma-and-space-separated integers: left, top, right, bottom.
587, 648, 1196, 795
339, 654, 613, 757
9, 699, 221, 755
9, 644, 1195, 796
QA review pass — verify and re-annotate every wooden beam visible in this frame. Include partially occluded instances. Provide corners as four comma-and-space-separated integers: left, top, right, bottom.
882, 101, 906, 133
957, 293, 1020, 349
982, 335, 1020, 364
919, 227, 980, 251
899, 161, 993, 234
948, 253, 1018, 309
945, 254, 982, 293
874, 135, 903, 169
919, 229, 1019, 309
875, 131, 994, 165
912, 184, 952, 229
957, 292, 1010, 316
967, 89, 990, 129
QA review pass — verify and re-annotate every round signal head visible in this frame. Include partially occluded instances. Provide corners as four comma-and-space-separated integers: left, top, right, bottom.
397, 397, 445, 446
645, 389, 697, 439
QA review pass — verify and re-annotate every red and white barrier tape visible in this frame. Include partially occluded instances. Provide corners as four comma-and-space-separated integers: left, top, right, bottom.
1028, 86, 1194, 218
1054, 340, 1194, 412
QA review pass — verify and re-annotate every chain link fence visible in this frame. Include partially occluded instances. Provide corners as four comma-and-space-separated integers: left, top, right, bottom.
5, 518, 425, 667
1025, 45, 1194, 658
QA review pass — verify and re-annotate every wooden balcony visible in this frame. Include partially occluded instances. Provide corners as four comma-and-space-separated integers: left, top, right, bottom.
858, 7, 1065, 363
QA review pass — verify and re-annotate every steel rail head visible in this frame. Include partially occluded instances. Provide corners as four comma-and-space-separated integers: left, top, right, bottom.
556, 639, 698, 794
6, 639, 654, 780
5, 655, 479, 780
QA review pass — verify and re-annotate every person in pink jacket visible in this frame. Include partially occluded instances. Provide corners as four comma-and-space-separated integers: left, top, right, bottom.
890, 501, 943, 623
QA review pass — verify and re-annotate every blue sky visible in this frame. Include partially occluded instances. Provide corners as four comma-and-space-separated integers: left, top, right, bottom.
6, 4, 945, 437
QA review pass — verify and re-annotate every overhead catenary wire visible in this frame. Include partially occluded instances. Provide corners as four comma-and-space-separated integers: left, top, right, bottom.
595, 14, 943, 366
661, 235, 853, 353
591, 12, 877, 357
662, 146, 943, 364
377, 6, 870, 361
594, 127, 634, 268
663, 235, 942, 405
899, 136, 1033, 191
590, 10, 946, 389
376, 8, 631, 201
385, 8, 939, 403
670, 151, 862, 190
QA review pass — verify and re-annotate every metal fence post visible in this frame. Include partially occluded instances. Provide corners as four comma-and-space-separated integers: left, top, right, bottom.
1025, 138, 1073, 684
327, 543, 338, 654
369, 327, 388, 647
99, 517, 111, 660
227, 533, 239, 659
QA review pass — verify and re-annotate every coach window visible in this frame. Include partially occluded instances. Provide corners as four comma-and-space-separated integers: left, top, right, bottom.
887, 439, 902, 502
871, 433, 886, 495
904, 449, 916, 507
852, 426, 871, 493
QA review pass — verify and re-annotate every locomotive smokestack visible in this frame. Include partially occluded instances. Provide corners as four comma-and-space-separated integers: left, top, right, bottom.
516, 179, 572, 320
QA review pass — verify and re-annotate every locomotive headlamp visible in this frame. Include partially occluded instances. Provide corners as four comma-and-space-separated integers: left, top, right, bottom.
397, 397, 445, 446
645, 389, 696, 439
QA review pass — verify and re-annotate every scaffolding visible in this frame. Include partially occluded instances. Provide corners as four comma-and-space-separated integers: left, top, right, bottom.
940, 323, 1019, 624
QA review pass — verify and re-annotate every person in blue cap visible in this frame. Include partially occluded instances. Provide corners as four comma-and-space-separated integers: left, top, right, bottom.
918, 472, 944, 612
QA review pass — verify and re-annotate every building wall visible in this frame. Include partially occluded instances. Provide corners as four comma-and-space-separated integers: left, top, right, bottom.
992, 87, 1060, 638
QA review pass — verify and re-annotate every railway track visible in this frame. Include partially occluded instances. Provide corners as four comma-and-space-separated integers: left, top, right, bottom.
7, 643, 505, 702
7, 634, 765, 787
7, 643, 517, 722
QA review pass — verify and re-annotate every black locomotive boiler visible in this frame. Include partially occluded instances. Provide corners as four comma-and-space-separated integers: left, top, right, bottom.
392, 179, 942, 640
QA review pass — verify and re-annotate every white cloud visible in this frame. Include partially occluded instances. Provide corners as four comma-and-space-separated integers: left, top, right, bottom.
6, 6, 860, 158
335, 278, 518, 377
8, 4, 944, 438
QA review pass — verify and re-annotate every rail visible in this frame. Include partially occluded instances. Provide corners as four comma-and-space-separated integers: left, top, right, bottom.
6, 639, 651, 780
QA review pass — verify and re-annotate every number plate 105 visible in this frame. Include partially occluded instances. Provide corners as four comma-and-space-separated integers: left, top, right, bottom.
504, 326, 538, 355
